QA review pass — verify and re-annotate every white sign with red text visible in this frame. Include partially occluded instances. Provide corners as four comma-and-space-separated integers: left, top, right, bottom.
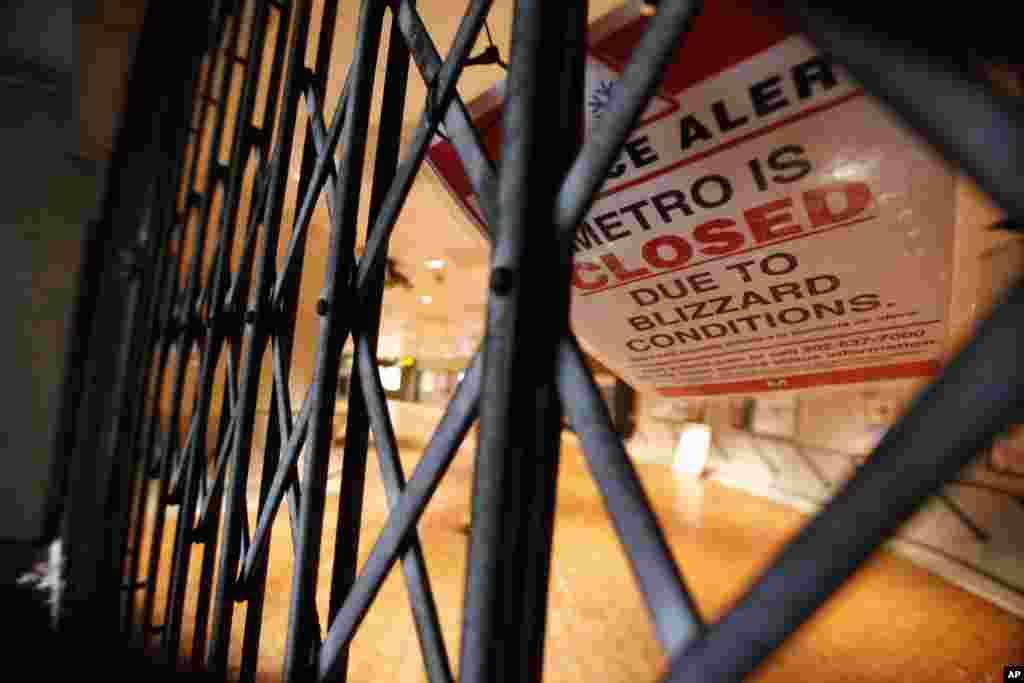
428, 2, 954, 396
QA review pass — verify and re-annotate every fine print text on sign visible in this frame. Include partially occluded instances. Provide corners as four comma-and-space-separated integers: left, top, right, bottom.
428, 2, 954, 397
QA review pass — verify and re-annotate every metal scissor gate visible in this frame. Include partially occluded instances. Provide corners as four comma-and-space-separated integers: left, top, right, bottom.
61, 1, 1024, 680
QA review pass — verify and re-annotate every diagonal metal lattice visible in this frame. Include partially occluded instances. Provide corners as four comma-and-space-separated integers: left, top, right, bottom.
66, 1, 1024, 682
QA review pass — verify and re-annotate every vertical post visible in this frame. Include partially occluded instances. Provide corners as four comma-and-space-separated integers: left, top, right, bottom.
458, 3, 585, 682
140, 2, 226, 645
190, 0, 276, 666
611, 379, 636, 439
189, 341, 239, 669
281, 0, 383, 679
162, 0, 250, 661
208, 0, 315, 674
161, 332, 225, 665
325, 2, 412, 680
238, 4, 340, 679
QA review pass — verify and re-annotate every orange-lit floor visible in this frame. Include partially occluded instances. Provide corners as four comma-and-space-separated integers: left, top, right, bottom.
134, 436, 1024, 682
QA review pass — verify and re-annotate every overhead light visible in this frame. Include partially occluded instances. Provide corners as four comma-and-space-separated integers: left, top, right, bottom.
419, 295, 433, 304
640, 1, 657, 16
673, 423, 711, 477
426, 258, 446, 270
379, 366, 402, 392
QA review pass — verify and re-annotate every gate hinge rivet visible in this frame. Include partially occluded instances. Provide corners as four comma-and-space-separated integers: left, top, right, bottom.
490, 267, 516, 295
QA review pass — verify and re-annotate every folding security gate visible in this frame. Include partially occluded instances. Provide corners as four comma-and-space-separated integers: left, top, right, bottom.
62, 0, 1024, 680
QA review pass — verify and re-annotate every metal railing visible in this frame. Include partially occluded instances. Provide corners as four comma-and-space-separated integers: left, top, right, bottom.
61, 1, 1024, 681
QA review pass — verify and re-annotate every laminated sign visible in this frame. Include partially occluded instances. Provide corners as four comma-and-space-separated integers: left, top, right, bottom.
428, 1, 955, 396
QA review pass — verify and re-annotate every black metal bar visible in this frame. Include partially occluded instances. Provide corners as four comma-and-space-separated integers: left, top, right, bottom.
352, 0, 493, 299
318, 351, 481, 679
238, 378, 287, 683
270, 341, 309, 548
237, 465, 275, 683
196, 1, 296, 667
162, 5, 249, 655
664, 281, 1024, 681
122, 421, 157, 630
513, 7, 588, 679
322, 6, 414, 681
554, 0, 702, 237
181, 50, 222, 230
354, 336, 453, 683
205, 0, 273, 324
223, 179, 269, 323
161, 335, 227, 663
257, 35, 349, 617
238, 77, 350, 602
397, 0, 699, 246
119, 139, 189, 637
225, 0, 293, 314
112, 214, 173, 632
190, 338, 243, 669
556, 335, 704, 654
193, 408, 239, 533
233, 55, 345, 626
270, 73, 349, 304
115, 181, 180, 529
240, 484, 252, 559
168, 411, 203, 504
66, 0, 208, 636
198, 442, 209, 503
610, 379, 636, 439
249, 46, 350, 653
393, 0, 498, 231
282, 0, 384, 676
397, 9, 712, 654
458, 4, 583, 681
238, 353, 321, 659
179, 50, 236, 320
206, 194, 271, 676
208, 0, 314, 672
301, 84, 339, 221
235, 391, 312, 587
127, 234, 188, 641
240, 23, 347, 643
150, 31, 231, 557
140, 337, 194, 638
76, 243, 150, 636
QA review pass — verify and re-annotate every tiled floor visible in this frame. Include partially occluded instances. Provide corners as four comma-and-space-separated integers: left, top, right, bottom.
134, 435, 1024, 681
